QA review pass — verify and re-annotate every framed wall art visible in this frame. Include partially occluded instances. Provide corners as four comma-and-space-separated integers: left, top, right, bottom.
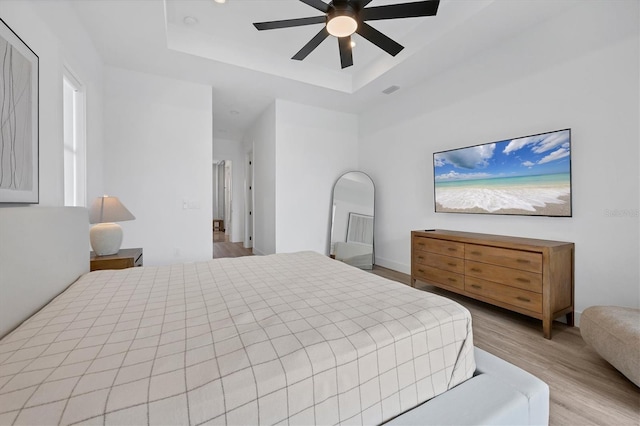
0, 18, 38, 204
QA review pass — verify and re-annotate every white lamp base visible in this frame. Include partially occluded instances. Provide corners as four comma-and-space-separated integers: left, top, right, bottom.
90, 223, 123, 256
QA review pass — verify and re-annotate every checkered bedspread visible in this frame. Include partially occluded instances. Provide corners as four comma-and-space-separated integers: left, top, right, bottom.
0, 251, 475, 425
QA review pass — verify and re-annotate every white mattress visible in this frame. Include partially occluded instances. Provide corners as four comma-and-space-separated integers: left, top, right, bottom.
0, 251, 475, 425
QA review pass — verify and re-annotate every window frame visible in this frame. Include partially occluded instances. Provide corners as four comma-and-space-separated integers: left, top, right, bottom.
62, 66, 86, 207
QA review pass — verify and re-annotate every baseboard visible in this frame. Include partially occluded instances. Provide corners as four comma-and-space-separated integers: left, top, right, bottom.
252, 248, 265, 256
374, 256, 410, 275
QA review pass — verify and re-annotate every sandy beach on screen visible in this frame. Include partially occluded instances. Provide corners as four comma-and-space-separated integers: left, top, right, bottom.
435, 191, 571, 216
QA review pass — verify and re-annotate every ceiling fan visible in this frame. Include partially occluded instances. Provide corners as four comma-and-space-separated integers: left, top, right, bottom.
253, 0, 440, 69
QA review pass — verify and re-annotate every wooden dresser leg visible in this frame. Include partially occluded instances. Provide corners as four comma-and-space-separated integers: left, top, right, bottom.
566, 311, 575, 327
543, 318, 552, 339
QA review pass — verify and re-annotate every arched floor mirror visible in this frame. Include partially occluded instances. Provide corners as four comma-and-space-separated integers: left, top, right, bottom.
329, 171, 375, 269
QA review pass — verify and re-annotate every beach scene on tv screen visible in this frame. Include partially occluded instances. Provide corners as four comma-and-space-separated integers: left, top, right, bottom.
434, 129, 571, 216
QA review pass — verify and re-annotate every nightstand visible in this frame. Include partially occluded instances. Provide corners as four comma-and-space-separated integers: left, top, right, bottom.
90, 248, 143, 271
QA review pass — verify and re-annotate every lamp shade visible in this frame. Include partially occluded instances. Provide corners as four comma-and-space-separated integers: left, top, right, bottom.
89, 196, 135, 224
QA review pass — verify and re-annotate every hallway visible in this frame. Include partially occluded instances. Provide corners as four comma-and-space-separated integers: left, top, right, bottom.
213, 230, 253, 258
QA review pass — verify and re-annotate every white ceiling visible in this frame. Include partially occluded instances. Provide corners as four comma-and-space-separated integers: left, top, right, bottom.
70, 0, 579, 141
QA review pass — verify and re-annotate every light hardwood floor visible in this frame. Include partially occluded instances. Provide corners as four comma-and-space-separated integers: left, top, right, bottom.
213, 231, 253, 258
371, 265, 640, 426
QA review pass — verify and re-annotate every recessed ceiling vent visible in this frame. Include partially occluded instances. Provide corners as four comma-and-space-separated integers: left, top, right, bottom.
382, 85, 400, 95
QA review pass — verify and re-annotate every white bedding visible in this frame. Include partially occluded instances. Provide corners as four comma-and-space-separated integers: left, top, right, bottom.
0, 251, 475, 425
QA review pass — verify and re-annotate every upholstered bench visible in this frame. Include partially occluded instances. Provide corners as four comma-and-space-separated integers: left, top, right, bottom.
580, 306, 640, 387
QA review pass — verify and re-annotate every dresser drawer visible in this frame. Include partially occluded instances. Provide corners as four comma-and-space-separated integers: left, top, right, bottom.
465, 244, 542, 273
465, 260, 542, 293
414, 265, 464, 291
413, 237, 464, 258
414, 252, 464, 274
466, 276, 542, 313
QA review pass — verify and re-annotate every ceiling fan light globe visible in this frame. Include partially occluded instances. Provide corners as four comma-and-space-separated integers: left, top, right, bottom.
326, 15, 358, 37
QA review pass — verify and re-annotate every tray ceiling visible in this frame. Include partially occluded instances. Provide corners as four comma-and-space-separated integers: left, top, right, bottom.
164, 0, 487, 93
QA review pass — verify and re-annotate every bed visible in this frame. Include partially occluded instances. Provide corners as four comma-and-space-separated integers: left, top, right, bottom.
0, 207, 549, 425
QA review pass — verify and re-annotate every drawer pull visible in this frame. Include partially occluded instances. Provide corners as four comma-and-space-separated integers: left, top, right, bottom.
447, 247, 457, 252
470, 251, 481, 255
516, 296, 531, 303
447, 278, 457, 283
516, 278, 531, 283
447, 262, 456, 267
470, 284, 482, 289
516, 259, 531, 264
418, 256, 425, 260
470, 268, 481, 273
418, 243, 425, 246
418, 269, 425, 273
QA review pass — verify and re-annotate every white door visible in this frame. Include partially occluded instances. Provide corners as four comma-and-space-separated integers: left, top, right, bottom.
224, 160, 232, 238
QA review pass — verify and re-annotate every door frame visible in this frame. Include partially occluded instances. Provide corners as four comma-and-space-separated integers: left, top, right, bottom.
244, 151, 253, 249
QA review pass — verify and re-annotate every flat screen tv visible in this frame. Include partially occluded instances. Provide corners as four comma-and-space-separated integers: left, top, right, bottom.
433, 129, 571, 217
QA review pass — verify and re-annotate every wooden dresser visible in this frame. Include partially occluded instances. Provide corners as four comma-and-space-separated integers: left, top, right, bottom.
411, 230, 574, 339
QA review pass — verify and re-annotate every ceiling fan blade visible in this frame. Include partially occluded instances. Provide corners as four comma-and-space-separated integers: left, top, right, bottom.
361, 0, 440, 21
356, 22, 404, 56
338, 36, 353, 68
254, 16, 325, 31
299, 0, 330, 13
350, 0, 374, 7
292, 27, 330, 61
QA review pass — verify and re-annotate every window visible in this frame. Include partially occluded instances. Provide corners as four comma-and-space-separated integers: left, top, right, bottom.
63, 69, 86, 207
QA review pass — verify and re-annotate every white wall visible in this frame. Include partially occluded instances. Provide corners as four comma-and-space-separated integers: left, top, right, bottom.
243, 103, 276, 255
213, 137, 245, 243
103, 67, 212, 265
274, 100, 359, 254
359, 1, 639, 317
242, 100, 359, 255
0, 0, 104, 207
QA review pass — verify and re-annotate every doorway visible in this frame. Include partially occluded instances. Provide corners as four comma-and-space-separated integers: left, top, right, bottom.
213, 160, 230, 245
212, 159, 252, 258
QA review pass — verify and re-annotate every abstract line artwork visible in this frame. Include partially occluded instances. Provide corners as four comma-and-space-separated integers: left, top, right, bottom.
0, 18, 38, 203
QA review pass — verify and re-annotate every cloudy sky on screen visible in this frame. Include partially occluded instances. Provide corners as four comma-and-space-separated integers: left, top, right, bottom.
434, 129, 571, 181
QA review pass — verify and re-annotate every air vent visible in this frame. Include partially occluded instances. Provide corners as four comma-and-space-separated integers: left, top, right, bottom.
382, 85, 400, 95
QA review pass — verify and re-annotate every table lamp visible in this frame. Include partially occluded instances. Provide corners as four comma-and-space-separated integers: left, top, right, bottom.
89, 196, 135, 256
